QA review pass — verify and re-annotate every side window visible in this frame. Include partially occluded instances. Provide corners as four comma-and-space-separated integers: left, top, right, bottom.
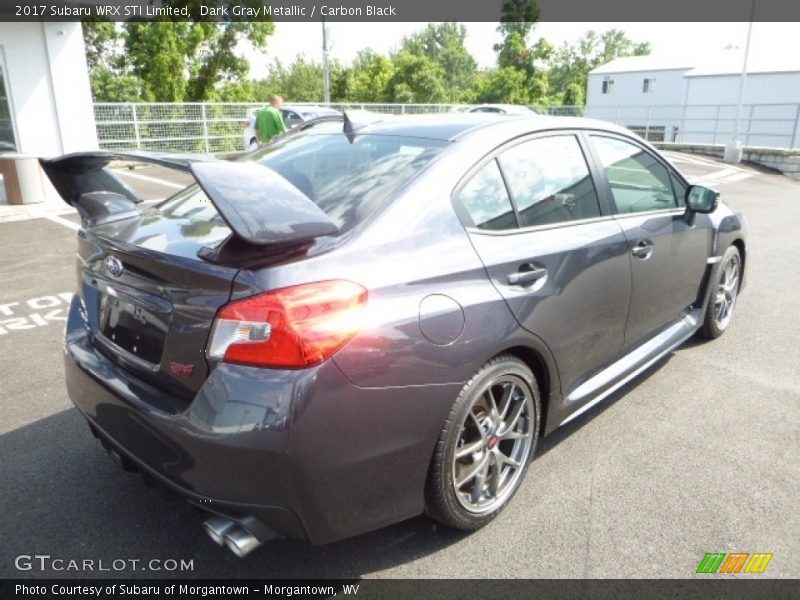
670, 172, 687, 207
497, 135, 601, 228
590, 136, 678, 214
457, 160, 517, 231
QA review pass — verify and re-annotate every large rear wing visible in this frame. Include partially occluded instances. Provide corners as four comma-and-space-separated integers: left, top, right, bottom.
39, 150, 338, 253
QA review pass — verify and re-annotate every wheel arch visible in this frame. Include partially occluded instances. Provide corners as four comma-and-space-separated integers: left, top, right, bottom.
496, 345, 554, 438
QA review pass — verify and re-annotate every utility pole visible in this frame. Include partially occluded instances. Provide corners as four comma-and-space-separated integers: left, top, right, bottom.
725, 0, 756, 163
322, 19, 331, 104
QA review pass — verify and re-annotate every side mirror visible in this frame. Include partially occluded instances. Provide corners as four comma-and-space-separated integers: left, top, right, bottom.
685, 185, 719, 214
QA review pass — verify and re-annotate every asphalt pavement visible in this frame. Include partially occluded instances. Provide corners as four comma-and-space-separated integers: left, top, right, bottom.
0, 155, 797, 579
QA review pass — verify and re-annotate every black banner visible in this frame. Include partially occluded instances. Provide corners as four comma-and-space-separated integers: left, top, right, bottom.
2, 579, 799, 600
1, 0, 800, 22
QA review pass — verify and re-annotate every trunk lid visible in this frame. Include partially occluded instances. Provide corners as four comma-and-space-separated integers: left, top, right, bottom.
43, 151, 337, 400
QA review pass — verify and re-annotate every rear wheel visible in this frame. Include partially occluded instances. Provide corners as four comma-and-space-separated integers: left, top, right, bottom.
699, 245, 741, 339
425, 355, 540, 530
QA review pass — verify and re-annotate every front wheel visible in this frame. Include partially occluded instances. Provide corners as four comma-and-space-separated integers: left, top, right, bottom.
425, 355, 540, 531
699, 245, 742, 339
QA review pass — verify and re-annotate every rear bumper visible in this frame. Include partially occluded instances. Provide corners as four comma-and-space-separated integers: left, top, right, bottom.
64, 295, 460, 544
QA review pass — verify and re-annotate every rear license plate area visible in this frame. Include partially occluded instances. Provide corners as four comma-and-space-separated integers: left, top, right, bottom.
100, 294, 168, 364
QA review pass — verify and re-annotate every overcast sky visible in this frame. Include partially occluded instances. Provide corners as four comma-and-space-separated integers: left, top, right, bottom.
244, 22, 800, 78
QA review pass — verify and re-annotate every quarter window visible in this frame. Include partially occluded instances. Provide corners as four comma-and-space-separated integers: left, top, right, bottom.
497, 135, 601, 227
590, 136, 678, 214
456, 160, 516, 231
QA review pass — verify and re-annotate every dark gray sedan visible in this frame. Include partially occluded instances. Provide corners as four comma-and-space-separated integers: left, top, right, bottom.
42, 114, 746, 557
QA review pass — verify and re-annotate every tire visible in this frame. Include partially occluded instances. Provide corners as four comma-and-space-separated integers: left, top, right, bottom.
425, 354, 540, 531
698, 245, 742, 339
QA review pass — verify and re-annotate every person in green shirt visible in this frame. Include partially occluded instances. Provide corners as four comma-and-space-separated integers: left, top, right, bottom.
254, 95, 287, 146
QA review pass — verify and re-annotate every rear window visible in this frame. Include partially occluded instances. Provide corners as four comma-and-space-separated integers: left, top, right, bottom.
252, 131, 446, 231
157, 129, 446, 235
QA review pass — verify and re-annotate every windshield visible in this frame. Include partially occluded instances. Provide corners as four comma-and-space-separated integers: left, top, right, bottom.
157, 126, 446, 235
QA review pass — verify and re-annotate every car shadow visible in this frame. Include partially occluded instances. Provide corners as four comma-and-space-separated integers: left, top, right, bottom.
1, 351, 680, 580
0, 408, 469, 579
536, 352, 675, 458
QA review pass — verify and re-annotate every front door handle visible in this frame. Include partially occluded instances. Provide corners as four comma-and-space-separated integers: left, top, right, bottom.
507, 266, 548, 286
631, 240, 654, 259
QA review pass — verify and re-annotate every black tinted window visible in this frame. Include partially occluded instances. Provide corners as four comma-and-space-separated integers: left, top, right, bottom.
498, 136, 601, 227
457, 161, 516, 231
591, 136, 678, 214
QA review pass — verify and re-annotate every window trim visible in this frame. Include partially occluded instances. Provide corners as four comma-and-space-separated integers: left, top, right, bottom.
452, 129, 607, 234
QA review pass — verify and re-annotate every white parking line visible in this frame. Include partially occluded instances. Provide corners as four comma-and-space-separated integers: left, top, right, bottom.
42, 214, 79, 231
116, 170, 188, 190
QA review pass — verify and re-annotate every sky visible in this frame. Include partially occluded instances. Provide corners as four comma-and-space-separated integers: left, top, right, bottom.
244, 22, 800, 78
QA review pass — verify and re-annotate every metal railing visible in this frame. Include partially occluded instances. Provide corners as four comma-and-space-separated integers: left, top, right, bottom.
585, 103, 800, 148
93, 102, 584, 153
94, 101, 799, 152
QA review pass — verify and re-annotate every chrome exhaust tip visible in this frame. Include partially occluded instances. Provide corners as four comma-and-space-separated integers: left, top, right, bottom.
202, 516, 236, 546
223, 525, 263, 558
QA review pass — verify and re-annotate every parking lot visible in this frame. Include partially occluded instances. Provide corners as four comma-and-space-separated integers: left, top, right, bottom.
0, 153, 798, 579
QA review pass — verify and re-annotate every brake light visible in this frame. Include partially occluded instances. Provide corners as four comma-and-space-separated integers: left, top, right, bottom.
207, 280, 367, 368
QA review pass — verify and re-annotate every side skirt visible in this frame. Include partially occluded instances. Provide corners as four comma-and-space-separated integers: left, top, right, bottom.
559, 309, 701, 427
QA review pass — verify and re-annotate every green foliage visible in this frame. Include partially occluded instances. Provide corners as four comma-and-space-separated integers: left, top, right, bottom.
398, 23, 477, 102
83, 12, 274, 102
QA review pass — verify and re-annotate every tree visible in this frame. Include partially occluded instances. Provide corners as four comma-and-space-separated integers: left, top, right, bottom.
493, 0, 539, 76
546, 29, 650, 104
348, 50, 395, 102
399, 23, 477, 102
386, 51, 447, 104
82, 7, 274, 102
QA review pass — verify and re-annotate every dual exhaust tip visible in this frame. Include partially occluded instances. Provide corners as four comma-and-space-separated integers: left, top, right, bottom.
203, 516, 262, 558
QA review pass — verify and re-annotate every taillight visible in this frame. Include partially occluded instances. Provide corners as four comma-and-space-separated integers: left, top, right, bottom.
207, 280, 367, 368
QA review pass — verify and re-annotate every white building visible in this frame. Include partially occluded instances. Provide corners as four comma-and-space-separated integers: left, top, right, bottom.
586, 54, 800, 148
0, 22, 97, 156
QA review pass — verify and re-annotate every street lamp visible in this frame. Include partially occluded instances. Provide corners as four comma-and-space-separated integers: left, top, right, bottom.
724, 0, 756, 163
322, 19, 331, 104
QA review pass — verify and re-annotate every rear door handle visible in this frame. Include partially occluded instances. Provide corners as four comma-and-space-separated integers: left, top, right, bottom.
631, 240, 654, 259
507, 266, 547, 286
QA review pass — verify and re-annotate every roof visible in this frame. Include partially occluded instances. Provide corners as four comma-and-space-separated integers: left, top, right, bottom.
307, 113, 634, 142
591, 52, 800, 78
590, 55, 695, 75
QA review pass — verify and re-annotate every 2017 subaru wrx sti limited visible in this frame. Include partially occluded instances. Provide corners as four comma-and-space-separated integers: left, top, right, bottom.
42, 115, 746, 557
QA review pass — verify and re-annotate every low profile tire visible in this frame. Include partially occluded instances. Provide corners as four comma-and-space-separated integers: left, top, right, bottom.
699, 245, 742, 339
425, 355, 540, 531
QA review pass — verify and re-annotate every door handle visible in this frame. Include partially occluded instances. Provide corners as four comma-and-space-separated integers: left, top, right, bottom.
631, 240, 654, 259
507, 266, 547, 286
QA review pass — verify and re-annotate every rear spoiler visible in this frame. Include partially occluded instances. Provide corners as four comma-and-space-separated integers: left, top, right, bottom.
191, 162, 338, 246
39, 150, 339, 252
39, 150, 218, 226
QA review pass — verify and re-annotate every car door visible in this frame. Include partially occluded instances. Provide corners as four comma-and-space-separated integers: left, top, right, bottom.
454, 132, 632, 396
586, 134, 713, 349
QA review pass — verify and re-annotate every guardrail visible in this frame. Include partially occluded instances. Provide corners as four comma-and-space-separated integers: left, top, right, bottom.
93, 103, 584, 153
586, 103, 800, 149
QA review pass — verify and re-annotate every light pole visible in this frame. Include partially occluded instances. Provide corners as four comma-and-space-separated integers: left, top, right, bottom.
322, 19, 331, 104
724, 1, 756, 163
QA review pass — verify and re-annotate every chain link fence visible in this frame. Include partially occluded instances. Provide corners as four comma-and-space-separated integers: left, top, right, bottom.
94, 102, 585, 153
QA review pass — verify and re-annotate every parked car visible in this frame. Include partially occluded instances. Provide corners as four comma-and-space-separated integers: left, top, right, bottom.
243, 104, 342, 149
465, 103, 538, 115
41, 114, 746, 557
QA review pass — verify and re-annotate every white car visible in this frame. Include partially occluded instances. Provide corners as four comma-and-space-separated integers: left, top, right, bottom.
242, 105, 342, 150
465, 104, 538, 115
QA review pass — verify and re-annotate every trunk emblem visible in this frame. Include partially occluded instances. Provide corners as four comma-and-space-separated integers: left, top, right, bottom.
169, 362, 194, 379
104, 256, 124, 278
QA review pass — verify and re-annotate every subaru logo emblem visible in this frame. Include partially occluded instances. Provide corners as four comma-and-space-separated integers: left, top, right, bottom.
104, 256, 124, 278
